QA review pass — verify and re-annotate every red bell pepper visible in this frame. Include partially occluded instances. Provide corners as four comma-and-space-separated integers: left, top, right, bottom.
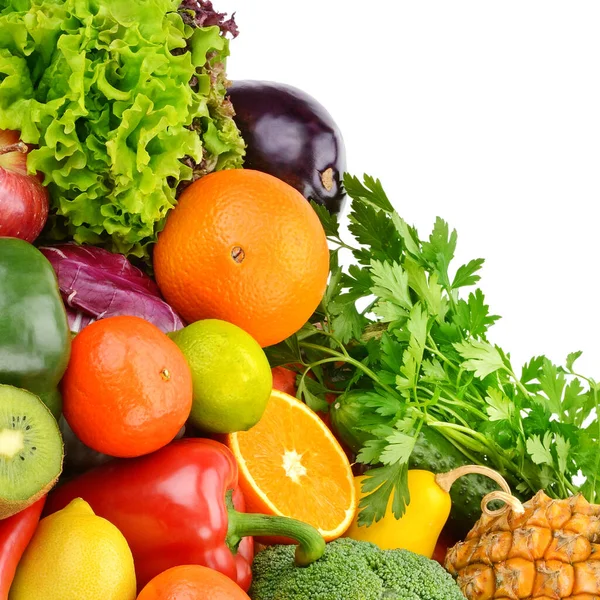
0, 496, 45, 599
45, 438, 324, 592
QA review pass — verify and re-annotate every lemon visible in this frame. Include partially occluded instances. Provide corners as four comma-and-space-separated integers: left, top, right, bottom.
169, 319, 273, 433
9, 498, 136, 600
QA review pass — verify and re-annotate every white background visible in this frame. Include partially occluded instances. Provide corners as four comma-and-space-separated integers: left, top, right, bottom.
219, 1, 600, 377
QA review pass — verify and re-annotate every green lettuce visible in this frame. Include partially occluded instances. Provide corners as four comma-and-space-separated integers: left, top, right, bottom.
0, 0, 244, 260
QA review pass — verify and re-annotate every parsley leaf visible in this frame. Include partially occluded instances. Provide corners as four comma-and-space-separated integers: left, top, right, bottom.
566, 351, 583, 372
310, 200, 340, 238
421, 218, 457, 288
555, 435, 571, 475
343, 173, 395, 213
485, 388, 514, 422
348, 201, 403, 265
453, 289, 500, 338
526, 432, 554, 466
330, 300, 364, 344
263, 334, 303, 367
538, 359, 566, 416
370, 260, 412, 313
297, 375, 330, 413
454, 339, 505, 379
357, 462, 409, 526
404, 258, 447, 322
391, 213, 421, 258
452, 258, 485, 289
380, 431, 417, 465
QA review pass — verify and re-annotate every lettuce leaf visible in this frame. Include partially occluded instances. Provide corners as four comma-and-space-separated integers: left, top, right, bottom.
0, 0, 244, 261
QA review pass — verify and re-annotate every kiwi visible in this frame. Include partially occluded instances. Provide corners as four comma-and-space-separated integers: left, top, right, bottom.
0, 384, 64, 518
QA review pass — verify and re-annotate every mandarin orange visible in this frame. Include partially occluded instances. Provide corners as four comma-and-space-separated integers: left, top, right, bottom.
153, 170, 329, 348
61, 316, 193, 458
136, 565, 250, 600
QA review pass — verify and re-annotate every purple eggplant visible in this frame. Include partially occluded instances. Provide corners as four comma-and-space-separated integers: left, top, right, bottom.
229, 80, 347, 215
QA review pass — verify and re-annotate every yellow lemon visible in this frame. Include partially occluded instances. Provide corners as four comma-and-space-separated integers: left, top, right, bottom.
9, 498, 136, 600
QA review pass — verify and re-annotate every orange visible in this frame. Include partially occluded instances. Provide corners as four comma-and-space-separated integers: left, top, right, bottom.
136, 565, 249, 600
153, 170, 330, 348
62, 316, 193, 458
224, 389, 356, 541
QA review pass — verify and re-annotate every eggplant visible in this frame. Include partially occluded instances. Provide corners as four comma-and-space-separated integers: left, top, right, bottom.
229, 80, 347, 215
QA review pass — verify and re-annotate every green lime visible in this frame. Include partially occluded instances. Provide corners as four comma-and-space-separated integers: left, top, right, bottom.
169, 319, 272, 433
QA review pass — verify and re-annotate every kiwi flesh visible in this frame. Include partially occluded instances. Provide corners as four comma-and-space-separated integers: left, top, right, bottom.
0, 384, 64, 518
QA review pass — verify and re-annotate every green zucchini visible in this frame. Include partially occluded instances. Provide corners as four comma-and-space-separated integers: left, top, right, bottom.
330, 393, 503, 539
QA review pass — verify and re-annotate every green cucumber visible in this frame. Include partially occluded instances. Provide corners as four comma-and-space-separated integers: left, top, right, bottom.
330, 390, 374, 454
330, 392, 502, 539
409, 426, 502, 539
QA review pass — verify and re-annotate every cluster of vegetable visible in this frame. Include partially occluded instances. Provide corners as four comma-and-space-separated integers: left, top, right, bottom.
0, 0, 244, 261
268, 174, 600, 538
2, 0, 600, 599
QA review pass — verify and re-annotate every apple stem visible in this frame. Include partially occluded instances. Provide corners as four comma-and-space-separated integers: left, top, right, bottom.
0, 141, 28, 156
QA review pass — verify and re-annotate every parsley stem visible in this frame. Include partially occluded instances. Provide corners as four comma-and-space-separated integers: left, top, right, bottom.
425, 421, 488, 452
431, 423, 537, 493
431, 405, 470, 428
424, 342, 485, 404
433, 428, 484, 465
416, 387, 484, 424
418, 387, 488, 421
299, 342, 398, 398
327, 236, 358, 253
310, 328, 351, 359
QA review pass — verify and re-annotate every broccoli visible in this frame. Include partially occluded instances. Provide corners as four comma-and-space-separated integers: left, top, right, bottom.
249, 538, 465, 600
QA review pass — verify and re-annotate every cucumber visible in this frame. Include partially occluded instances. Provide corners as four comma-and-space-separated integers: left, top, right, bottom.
410, 426, 502, 539
330, 392, 502, 539
330, 390, 375, 454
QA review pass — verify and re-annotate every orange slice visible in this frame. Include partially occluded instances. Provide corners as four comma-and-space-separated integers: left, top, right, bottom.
225, 389, 356, 541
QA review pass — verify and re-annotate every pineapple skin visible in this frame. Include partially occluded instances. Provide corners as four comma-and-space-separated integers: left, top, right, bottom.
445, 490, 600, 600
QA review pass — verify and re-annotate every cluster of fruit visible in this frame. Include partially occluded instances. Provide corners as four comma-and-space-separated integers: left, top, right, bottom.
0, 168, 360, 599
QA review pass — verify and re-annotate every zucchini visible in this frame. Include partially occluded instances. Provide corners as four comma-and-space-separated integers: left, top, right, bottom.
330, 392, 503, 538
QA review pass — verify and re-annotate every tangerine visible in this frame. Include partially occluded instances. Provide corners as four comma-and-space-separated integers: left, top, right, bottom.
153, 170, 330, 348
224, 389, 356, 542
136, 565, 250, 600
61, 316, 193, 458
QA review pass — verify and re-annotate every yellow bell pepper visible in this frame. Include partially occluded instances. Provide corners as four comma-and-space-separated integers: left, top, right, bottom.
345, 465, 513, 558
345, 470, 449, 557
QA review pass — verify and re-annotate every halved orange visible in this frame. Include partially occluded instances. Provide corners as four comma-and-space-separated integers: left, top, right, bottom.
225, 389, 356, 541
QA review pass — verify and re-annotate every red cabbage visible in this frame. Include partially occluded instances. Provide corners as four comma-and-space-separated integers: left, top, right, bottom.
40, 244, 185, 333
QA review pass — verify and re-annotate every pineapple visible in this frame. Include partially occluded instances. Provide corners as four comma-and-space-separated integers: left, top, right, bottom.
445, 490, 600, 599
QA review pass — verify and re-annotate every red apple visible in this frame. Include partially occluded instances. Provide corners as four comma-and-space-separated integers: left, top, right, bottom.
0, 129, 49, 242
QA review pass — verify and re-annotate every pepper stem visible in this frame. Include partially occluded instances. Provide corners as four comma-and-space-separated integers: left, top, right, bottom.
434, 464, 525, 518
435, 464, 511, 494
227, 507, 325, 566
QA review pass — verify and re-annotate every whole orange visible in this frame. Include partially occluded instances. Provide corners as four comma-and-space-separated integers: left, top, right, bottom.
136, 565, 250, 600
61, 316, 193, 458
153, 170, 329, 348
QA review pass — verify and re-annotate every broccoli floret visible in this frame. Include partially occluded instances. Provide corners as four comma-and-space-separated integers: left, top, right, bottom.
249, 538, 465, 600
366, 545, 465, 600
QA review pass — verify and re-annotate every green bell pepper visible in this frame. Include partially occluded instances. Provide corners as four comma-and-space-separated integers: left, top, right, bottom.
0, 238, 71, 419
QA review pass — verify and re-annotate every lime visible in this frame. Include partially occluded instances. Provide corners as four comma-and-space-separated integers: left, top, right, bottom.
169, 319, 273, 433
9, 498, 136, 600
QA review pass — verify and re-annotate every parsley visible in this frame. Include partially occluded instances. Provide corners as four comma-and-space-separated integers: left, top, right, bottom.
267, 174, 599, 525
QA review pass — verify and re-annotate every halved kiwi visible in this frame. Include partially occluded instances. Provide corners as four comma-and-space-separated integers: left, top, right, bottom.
0, 384, 64, 518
